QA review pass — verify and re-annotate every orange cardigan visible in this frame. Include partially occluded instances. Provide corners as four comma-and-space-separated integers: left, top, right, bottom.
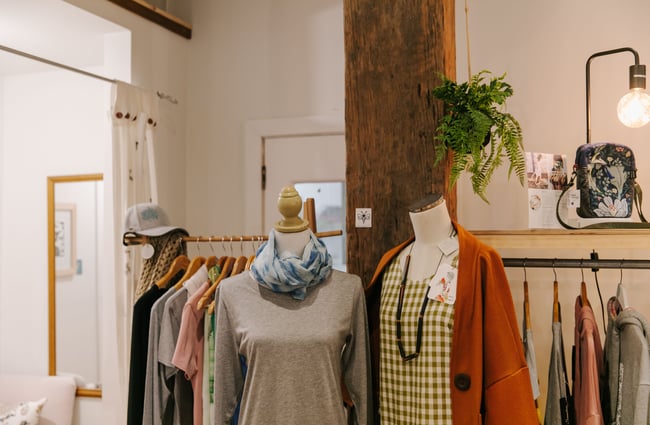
366, 222, 538, 425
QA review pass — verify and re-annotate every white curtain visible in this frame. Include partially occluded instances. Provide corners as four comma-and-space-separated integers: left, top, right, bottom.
102, 81, 160, 424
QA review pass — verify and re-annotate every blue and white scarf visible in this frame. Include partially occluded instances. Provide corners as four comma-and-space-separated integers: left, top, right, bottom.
250, 229, 332, 300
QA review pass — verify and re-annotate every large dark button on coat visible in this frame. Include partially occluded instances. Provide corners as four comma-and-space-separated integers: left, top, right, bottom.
454, 373, 471, 391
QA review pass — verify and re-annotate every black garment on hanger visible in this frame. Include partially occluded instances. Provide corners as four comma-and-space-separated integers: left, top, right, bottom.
127, 270, 184, 425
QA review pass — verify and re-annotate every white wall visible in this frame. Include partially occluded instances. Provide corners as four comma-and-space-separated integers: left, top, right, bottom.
0, 76, 4, 353
55, 181, 102, 387
184, 0, 345, 237
1, 2, 189, 422
455, 0, 650, 415
455, 0, 650, 230
0, 69, 110, 423
182, 0, 650, 418
75, 4, 341, 421
4, 0, 648, 422
66, 0, 191, 226
0, 70, 108, 374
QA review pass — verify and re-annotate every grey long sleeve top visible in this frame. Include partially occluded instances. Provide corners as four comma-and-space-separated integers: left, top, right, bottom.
213, 269, 372, 425
605, 297, 650, 425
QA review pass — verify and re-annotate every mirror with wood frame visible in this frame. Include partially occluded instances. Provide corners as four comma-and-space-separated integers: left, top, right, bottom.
48, 174, 103, 398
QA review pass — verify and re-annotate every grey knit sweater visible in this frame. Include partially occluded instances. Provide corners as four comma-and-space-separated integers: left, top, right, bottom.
213, 269, 372, 425
605, 297, 650, 425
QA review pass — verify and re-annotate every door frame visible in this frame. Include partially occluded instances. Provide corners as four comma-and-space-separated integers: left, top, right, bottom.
243, 115, 344, 234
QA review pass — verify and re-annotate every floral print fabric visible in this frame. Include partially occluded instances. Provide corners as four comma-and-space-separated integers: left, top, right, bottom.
250, 229, 332, 300
575, 143, 636, 218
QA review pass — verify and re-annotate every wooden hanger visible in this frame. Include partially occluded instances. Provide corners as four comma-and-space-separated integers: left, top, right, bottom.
204, 255, 224, 284
231, 256, 248, 276
580, 263, 591, 307
552, 262, 559, 322
521, 262, 532, 330
616, 264, 630, 309
245, 255, 256, 270
206, 256, 241, 314
197, 256, 236, 311
207, 300, 218, 316
154, 255, 190, 288
524, 280, 532, 331
205, 255, 219, 271
580, 280, 591, 308
217, 255, 226, 268
174, 256, 206, 290
553, 279, 560, 322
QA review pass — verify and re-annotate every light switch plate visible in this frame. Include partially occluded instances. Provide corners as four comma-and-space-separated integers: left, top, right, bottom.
355, 208, 372, 228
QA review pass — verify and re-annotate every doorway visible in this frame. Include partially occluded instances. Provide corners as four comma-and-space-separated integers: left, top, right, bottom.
243, 116, 346, 268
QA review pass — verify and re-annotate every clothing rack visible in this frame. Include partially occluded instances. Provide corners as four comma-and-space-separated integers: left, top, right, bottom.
123, 230, 343, 246
0, 43, 178, 104
502, 256, 650, 271
123, 197, 338, 246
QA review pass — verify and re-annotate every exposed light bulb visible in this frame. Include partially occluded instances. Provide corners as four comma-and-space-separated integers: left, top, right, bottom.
617, 88, 650, 127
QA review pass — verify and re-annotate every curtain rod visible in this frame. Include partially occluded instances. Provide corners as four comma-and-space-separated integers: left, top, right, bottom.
502, 257, 650, 270
0, 43, 115, 83
0, 43, 178, 104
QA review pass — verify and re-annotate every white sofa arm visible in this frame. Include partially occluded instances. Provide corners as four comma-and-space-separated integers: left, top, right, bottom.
0, 375, 76, 425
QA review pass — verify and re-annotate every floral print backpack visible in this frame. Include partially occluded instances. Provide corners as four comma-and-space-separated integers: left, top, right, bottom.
556, 142, 648, 228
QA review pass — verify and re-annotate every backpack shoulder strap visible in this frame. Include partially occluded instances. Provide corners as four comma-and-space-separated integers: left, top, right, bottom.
634, 182, 648, 223
556, 172, 578, 229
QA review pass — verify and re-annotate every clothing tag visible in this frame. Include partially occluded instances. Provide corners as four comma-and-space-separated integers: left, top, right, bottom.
438, 236, 459, 256
568, 190, 580, 209
141, 243, 155, 259
428, 262, 457, 304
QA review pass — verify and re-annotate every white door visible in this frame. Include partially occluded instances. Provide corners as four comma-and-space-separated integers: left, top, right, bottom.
263, 134, 345, 229
243, 116, 346, 269
264, 134, 346, 269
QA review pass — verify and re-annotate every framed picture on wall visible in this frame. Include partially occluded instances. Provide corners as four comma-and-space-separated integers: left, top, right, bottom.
55, 203, 76, 277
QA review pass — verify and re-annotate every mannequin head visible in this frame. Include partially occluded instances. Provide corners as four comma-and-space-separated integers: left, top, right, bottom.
408, 193, 444, 213
403, 194, 455, 281
407, 194, 453, 245
274, 228, 311, 258
273, 185, 311, 258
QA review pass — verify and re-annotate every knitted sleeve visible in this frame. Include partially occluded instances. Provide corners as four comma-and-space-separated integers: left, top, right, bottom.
213, 287, 244, 425
341, 277, 374, 425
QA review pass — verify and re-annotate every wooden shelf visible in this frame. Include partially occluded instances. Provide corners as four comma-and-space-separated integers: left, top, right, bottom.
108, 0, 192, 39
471, 229, 650, 250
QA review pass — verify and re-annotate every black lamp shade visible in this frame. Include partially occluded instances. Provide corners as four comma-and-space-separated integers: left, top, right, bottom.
629, 64, 646, 90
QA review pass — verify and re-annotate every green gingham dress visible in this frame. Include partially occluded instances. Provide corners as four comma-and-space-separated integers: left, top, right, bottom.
379, 253, 456, 424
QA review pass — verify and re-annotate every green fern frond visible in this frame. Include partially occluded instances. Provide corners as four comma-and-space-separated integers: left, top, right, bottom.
500, 113, 526, 185
449, 151, 470, 189
431, 70, 526, 203
506, 143, 526, 185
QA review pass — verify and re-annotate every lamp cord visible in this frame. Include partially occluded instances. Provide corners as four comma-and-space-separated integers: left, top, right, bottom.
464, 0, 472, 79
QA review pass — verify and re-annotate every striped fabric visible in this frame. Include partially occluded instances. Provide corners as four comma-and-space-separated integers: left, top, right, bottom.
379, 256, 455, 424
134, 230, 187, 301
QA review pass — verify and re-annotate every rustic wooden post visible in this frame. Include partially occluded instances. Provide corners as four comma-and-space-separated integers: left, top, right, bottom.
344, 0, 456, 285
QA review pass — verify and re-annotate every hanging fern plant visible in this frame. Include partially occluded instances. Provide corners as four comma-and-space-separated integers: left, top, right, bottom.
431, 70, 526, 203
